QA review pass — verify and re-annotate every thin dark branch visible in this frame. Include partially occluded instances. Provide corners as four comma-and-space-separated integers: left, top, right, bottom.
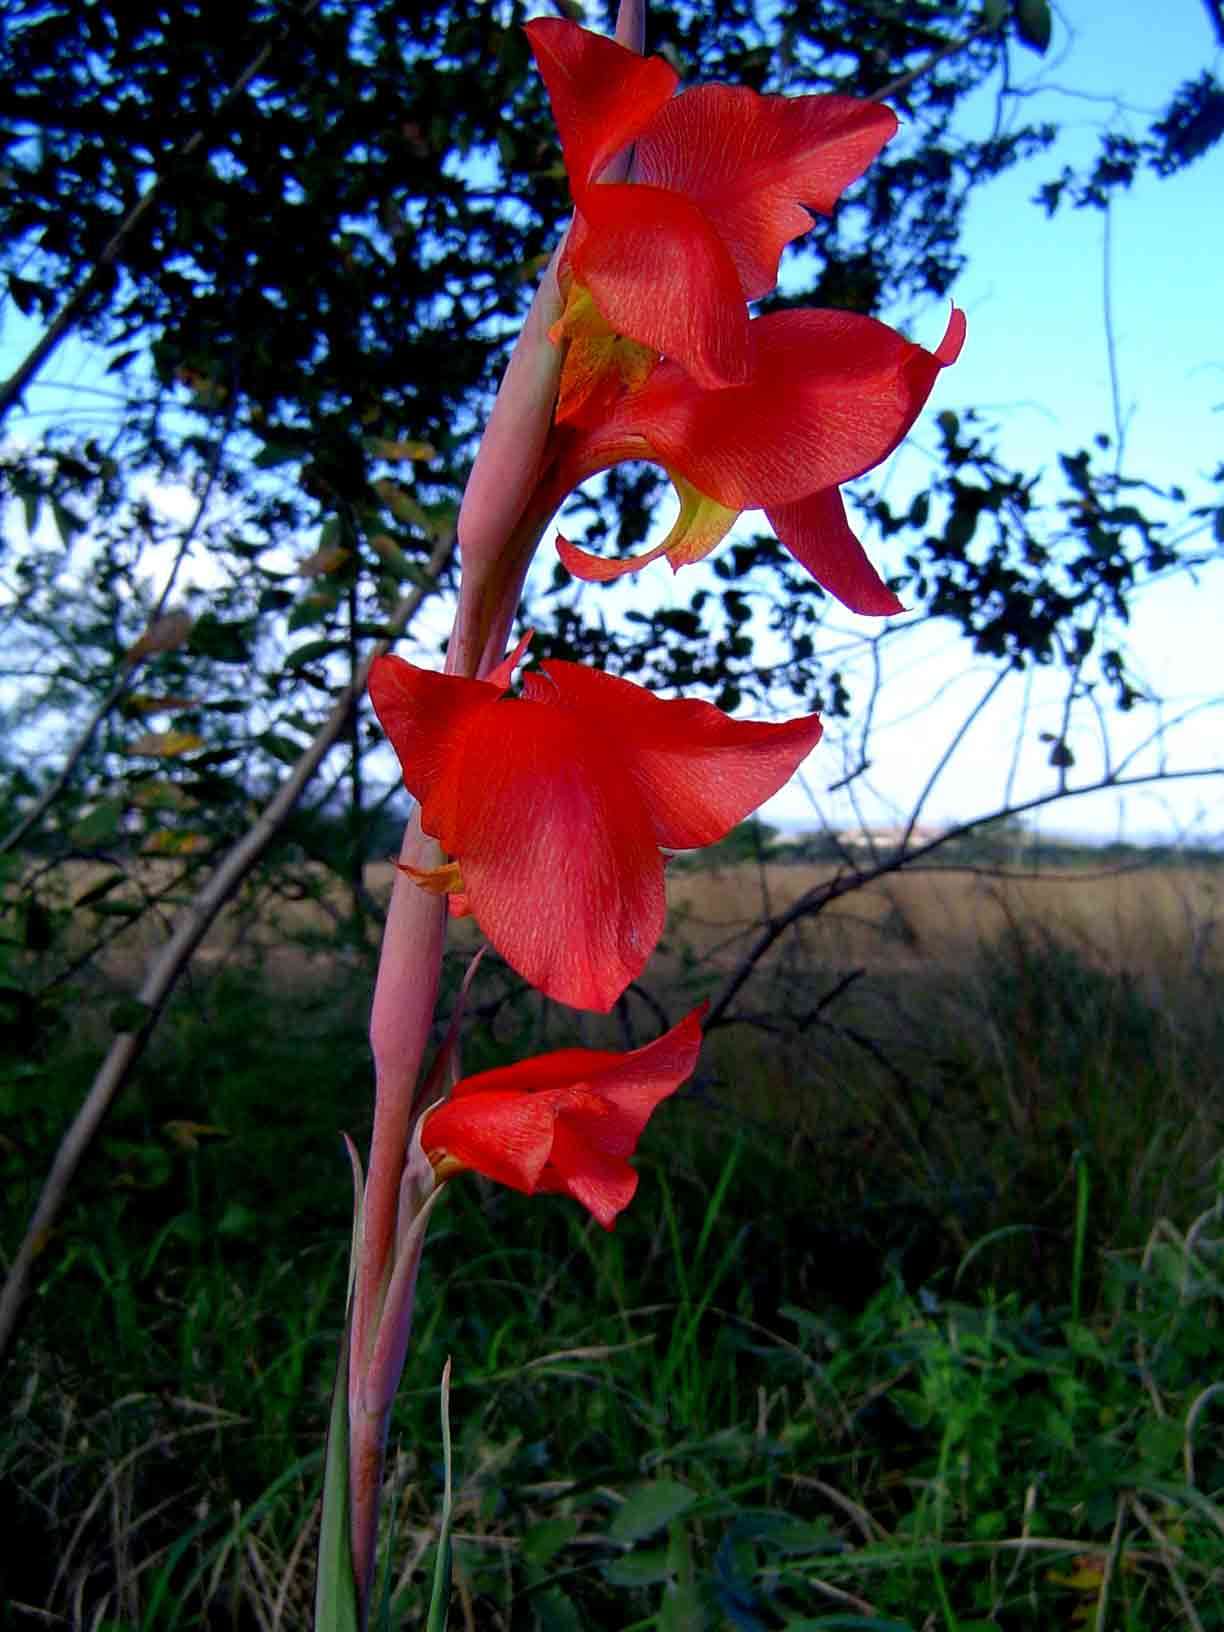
704, 764, 1224, 1030
794, 967, 866, 1029
903, 670, 1009, 849
870, 19, 992, 105
1102, 204, 1128, 472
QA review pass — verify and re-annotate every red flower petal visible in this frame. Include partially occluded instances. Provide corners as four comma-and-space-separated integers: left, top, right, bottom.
371, 656, 823, 1009
430, 673, 667, 1011
534, 1125, 639, 1229
555, 529, 674, 583
933, 305, 968, 365
571, 183, 749, 387
483, 628, 534, 691
367, 656, 503, 833
555, 476, 737, 582
535, 662, 824, 850
525, 18, 677, 194
423, 1008, 705, 1227
767, 487, 904, 616
448, 1046, 623, 1101
422, 1089, 558, 1192
448, 1004, 703, 1131
636, 86, 898, 299
556, 1002, 706, 1139
371, 654, 663, 1010
600, 305, 966, 510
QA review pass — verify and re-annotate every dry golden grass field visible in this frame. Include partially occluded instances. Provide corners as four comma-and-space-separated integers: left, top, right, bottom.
47, 856, 1222, 1182
51, 854, 1223, 996
668, 858, 1223, 979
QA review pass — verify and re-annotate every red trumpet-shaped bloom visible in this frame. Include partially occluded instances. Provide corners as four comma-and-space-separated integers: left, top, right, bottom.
550, 304, 967, 614
368, 649, 823, 1012
525, 17, 897, 395
421, 1006, 705, 1228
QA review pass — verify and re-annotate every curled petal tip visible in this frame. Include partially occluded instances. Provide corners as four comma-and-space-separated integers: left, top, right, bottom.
556, 531, 664, 581
768, 488, 904, 617
937, 305, 967, 365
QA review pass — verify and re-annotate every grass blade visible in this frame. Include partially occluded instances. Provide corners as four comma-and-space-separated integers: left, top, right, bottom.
425, 1357, 455, 1632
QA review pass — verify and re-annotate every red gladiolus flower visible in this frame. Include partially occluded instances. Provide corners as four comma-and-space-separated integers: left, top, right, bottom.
421, 1005, 705, 1228
547, 304, 966, 614
368, 649, 823, 1012
525, 17, 897, 403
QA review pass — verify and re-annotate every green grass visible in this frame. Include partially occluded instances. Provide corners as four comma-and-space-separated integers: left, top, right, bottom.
3, 921, 1224, 1629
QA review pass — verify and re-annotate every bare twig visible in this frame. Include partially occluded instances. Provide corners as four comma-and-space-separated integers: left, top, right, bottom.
1130, 1494, 1205, 1632
1093, 1494, 1131, 1632
903, 670, 1009, 849
0, 530, 454, 1361
870, 19, 992, 105
1102, 203, 1129, 473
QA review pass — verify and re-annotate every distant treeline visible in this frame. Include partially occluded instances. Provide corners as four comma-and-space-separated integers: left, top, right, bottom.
674, 815, 1224, 871
10, 790, 1220, 874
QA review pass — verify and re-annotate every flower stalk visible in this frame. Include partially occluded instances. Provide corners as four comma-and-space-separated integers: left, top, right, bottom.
320, 0, 965, 1620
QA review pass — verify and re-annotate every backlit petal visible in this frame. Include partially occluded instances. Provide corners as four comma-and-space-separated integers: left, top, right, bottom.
555, 475, 737, 581
525, 18, 677, 194
483, 628, 534, 691
555, 529, 674, 583
537, 662, 824, 849
636, 86, 897, 298
368, 656, 503, 827
573, 183, 749, 386
442, 684, 665, 1011
767, 487, 904, 615
604, 305, 965, 508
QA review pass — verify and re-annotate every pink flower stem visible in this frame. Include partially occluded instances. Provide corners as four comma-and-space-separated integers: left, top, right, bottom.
615, 0, 645, 54
349, 811, 447, 1615
447, 259, 564, 680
